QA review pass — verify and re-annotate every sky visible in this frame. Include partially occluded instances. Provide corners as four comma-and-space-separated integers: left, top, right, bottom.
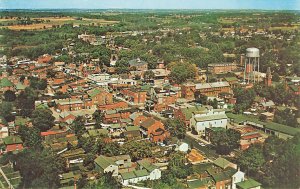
1, 0, 300, 10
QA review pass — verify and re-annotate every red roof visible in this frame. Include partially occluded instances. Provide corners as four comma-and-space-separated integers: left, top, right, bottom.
242, 133, 262, 140
6, 144, 23, 152
41, 130, 63, 136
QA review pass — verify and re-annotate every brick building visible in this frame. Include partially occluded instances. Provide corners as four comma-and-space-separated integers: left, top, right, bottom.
140, 118, 170, 142
208, 63, 237, 74
195, 82, 231, 97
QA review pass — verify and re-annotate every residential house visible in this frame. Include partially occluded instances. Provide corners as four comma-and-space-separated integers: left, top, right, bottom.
118, 159, 161, 186
224, 77, 239, 88
181, 83, 196, 101
87, 88, 113, 107
140, 118, 170, 142
129, 58, 148, 71
2, 136, 23, 153
98, 101, 128, 111
59, 112, 76, 124
0, 77, 14, 92
0, 127, 9, 139
94, 155, 132, 177
236, 179, 262, 189
121, 88, 147, 105
232, 126, 264, 150
56, 99, 84, 112
123, 126, 141, 139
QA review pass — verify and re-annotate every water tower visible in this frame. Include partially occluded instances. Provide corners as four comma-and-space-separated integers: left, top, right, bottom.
244, 48, 260, 83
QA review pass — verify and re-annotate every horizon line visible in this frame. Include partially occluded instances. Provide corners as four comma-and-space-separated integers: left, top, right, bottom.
1, 8, 299, 11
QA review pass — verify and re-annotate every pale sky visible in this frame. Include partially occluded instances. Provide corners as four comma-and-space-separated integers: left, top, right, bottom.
1, 0, 300, 10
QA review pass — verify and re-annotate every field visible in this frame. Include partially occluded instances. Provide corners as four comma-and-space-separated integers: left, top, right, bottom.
0, 16, 118, 30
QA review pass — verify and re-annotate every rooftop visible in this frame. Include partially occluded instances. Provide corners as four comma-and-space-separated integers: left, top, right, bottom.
236, 178, 262, 189
94, 155, 116, 170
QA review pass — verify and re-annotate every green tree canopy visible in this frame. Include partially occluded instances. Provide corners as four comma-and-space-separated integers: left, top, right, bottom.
169, 62, 197, 84
31, 108, 55, 132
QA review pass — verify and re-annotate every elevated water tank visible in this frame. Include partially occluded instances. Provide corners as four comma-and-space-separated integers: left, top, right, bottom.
246, 48, 260, 58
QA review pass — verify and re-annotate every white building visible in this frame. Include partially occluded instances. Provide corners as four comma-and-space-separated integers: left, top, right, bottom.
119, 160, 161, 186
190, 106, 227, 135
232, 169, 245, 189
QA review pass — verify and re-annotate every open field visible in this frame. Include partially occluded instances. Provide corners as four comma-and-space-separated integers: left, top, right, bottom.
0, 16, 118, 30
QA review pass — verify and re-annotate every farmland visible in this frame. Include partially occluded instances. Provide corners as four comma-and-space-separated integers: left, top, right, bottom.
0, 16, 118, 30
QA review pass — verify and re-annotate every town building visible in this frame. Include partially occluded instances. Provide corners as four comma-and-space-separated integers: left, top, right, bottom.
208, 63, 237, 74
190, 107, 228, 135
140, 117, 170, 142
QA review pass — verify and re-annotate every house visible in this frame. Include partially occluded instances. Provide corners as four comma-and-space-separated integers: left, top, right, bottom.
0, 127, 9, 139
118, 159, 161, 186
94, 155, 119, 176
59, 112, 76, 124
175, 142, 189, 153
98, 101, 128, 111
181, 83, 196, 101
172, 104, 206, 127
0, 77, 14, 92
121, 88, 147, 105
236, 179, 262, 189
78, 33, 96, 43
102, 108, 132, 124
123, 126, 141, 139
87, 88, 113, 107
232, 126, 264, 150
2, 136, 23, 153
129, 58, 148, 71
140, 118, 170, 142
187, 157, 244, 189
260, 112, 274, 121
59, 172, 75, 187
56, 99, 84, 112
190, 107, 228, 135
259, 100, 275, 110
224, 77, 239, 88
94, 155, 132, 177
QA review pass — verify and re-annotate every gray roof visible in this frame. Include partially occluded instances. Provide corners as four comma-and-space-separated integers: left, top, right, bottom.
195, 82, 230, 90
129, 59, 148, 66
194, 114, 228, 122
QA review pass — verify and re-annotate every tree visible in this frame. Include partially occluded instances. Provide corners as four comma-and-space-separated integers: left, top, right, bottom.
18, 125, 42, 149
272, 72, 280, 82
17, 87, 37, 117
3, 90, 16, 102
238, 144, 265, 176
233, 87, 256, 113
31, 108, 55, 132
168, 152, 192, 179
144, 70, 155, 81
71, 116, 86, 136
0, 102, 15, 122
121, 140, 153, 161
211, 128, 241, 155
93, 110, 104, 129
101, 142, 121, 156
169, 62, 197, 84
164, 118, 186, 139
14, 148, 65, 188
